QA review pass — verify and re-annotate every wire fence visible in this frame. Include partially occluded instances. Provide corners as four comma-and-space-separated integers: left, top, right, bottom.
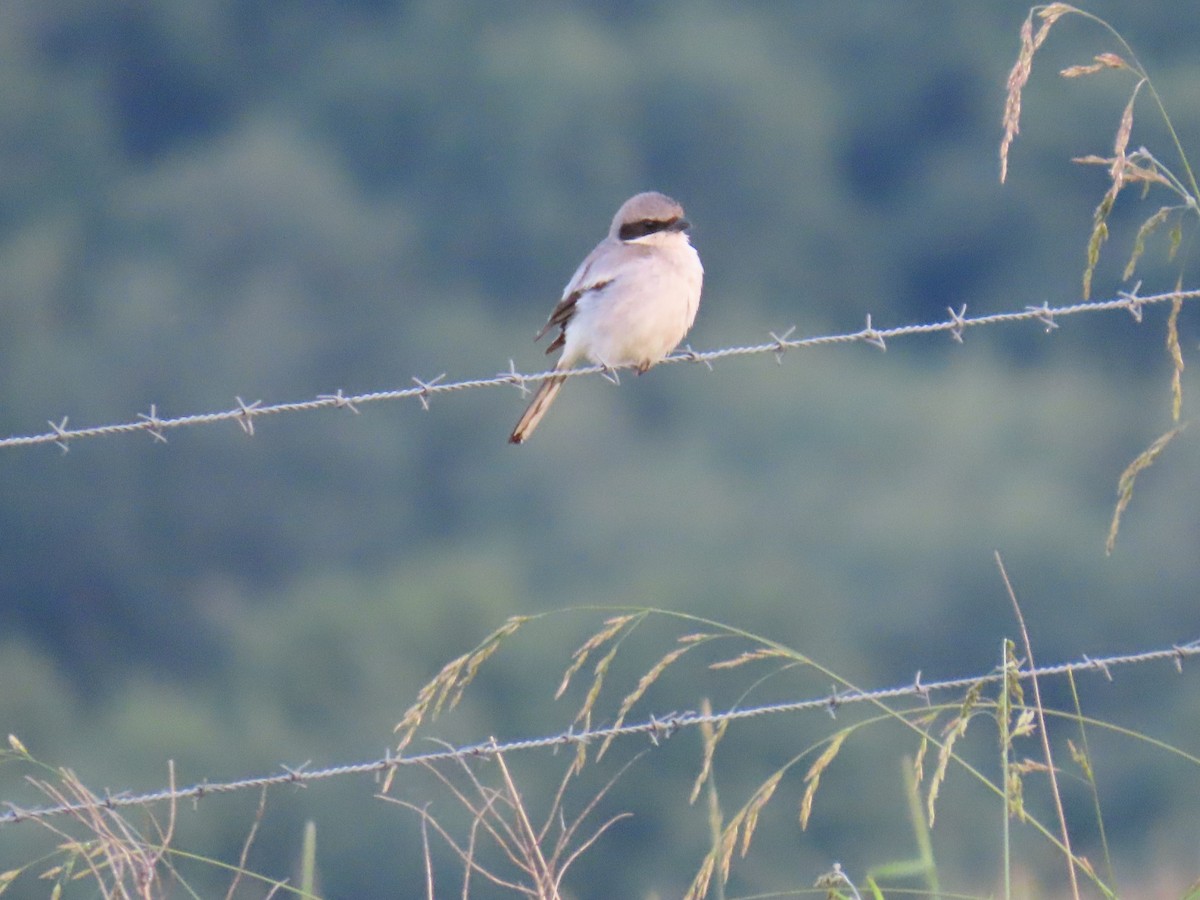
3, 285, 1194, 453
3, 638, 1197, 828
3, 287, 1197, 827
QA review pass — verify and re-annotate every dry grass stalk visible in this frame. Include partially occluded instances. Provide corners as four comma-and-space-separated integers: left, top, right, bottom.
555, 614, 639, 700
690, 698, 730, 805
996, 552, 1081, 900
392, 616, 531, 763
557, 615, 648, 746
1000, 3, 1073, 183
684, 760, 793, 900
1167, 294, 1185, 421
1123, 206, 1172, 280
1105, 422, 1186, 555
912, 731, 929, 788
573, 641, 621, 737
382, 748, 632, 899
999, 6, 1199, 550
926, 679, 983, 827
1060, 52, 1127, 79
223, 786, 269, 900
909, 709, 939, 787
597, 637, 708, 760
1082, 79, 1147, 299
799, 728, 848, 830
1066, 738, 1092, 780
708, 647, 788, 670
28, 766, 176, 899
738, 769, 784, 858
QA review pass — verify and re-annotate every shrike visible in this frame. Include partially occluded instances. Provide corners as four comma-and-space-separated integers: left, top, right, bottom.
509, 191, 703, 444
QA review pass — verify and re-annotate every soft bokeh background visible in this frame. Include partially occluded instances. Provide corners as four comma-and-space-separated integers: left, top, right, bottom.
2, 1, 1199, 896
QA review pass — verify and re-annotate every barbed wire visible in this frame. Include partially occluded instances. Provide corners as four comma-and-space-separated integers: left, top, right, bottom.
3, 637, 1196, 828
3, 285, 1193, 453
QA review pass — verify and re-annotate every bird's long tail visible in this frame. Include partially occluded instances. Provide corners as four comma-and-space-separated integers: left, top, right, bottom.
509, 375, 567, 444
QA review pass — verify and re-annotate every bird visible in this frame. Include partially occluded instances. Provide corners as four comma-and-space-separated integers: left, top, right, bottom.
509, 191, 703, 444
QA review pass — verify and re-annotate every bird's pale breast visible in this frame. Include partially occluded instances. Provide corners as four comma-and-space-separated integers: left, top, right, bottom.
565, 242, 701, 369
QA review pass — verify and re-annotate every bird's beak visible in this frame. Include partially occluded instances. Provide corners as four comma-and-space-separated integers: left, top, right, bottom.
668, 217, 690, 233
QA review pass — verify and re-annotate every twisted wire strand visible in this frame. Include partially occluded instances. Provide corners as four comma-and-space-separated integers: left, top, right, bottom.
3, 286, 1191, 452
3, 638, 1196, 827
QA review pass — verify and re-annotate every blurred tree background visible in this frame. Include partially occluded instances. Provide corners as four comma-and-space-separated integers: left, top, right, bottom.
2, 1, 1199, 896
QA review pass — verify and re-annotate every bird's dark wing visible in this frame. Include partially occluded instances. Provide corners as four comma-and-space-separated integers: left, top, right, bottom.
535, 277, 613, 354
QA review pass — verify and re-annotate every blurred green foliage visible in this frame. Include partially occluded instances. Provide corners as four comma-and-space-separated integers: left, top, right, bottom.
2, 1, 1200, 895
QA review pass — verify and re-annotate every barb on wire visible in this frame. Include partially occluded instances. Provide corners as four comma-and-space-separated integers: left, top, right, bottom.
1026, 303, 1060, 333
679, 343, 714, 371
859, 314, 888, 350
411, 374, 446, 411
498, 360, 531, 397
137, 404, 169, 443
1120, 281, 1145, 323
769, 327, 797, 364
3, 288, 1200, 453
317, 389, 361, 414
947, 305, 968, 343
2, 638, 1196, 828
47, 417, 71, 454
234, 397, 261, 436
